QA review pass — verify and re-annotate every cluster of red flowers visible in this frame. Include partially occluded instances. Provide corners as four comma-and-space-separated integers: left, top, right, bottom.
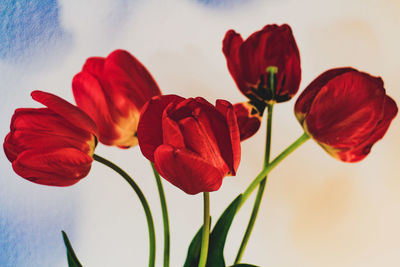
4, 24, 398, 195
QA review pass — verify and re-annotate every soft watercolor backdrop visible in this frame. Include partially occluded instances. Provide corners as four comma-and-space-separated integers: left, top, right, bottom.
1, 0, 400, 266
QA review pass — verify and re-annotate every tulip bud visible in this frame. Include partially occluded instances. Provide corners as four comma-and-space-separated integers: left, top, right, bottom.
3, 91, 98, 186
223, 24, 301, 107
72, 49, 161, 148
295, 68, 398, 162
137, 95, 241, 195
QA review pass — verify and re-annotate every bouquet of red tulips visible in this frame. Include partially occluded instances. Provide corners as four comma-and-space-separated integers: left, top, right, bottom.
4, 24, 397, 267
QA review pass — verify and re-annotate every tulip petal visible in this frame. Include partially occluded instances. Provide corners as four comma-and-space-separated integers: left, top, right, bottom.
166, 98, 198, 120
3, 133, 17, 162
222, 30, 246, 93
215, 100, 241, 175
31, 91, 97, 135
305, 71, 386, 147
177, 114, 228, 177
239, 25, 276, 86
137, 94, 185, 162
176, 97, 233, 173
162, 116, 186, 149
233, 102, 262, 141
179, 97, 240, 175
104, 50, 162, 112
12, 148, 93, 186
238, 24, 301, 100
266, 24, 301, 101
82, 57, 105, 75
224, 24, 301, 104
4, 129, 94, 163
9, 108, 92, 142
332, 95, 398, 162
154, 145, 223, 195
294, 68, 354, 123
74, 50, 161, 148
193, 97, 240, 174
72, 72, 120, 145
4, 108, 95, 163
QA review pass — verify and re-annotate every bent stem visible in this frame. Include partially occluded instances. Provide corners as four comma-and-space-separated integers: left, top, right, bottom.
239, 132, 310, 209
93, 154, 156, 267
150, 162, 170, 267
235, 104, 274, 264
198, 192, 210, 267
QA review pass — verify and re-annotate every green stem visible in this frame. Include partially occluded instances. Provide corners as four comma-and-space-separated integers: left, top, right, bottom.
263, 104, 274, 169
239, 132, 310, 209
150, 162, 170, 267
93, 154, 156, 267
198, 192, 210, 267
235, 104, 274, 264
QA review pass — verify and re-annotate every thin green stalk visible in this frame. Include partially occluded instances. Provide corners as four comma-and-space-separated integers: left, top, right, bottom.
93, 154, 156, 267
235, 104, 274, 263
239, 132, 310, 209
263, 104, 274, 169
198, 192, 210, 267
150, 162, 170, 267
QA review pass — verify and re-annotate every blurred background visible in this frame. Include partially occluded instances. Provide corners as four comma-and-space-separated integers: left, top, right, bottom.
1, 0, 399, 266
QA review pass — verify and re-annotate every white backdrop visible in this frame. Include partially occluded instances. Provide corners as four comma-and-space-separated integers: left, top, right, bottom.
1, 0, 399, 266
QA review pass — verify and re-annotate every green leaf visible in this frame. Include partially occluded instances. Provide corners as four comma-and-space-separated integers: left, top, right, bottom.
207, 194, 242, 266
183, 225, 202, 267
183, 194, 242, 267
183, 217, 211, 267
229, 264, 260, 267
61, 231, 83, 267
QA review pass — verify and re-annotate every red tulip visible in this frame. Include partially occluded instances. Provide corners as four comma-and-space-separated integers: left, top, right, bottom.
233, 102, 262, 141
137, 95, 241, 195
223, 24, 301, 105
295, 68, 398, 162
3, 91, 98, 186
72, 49, 161, 148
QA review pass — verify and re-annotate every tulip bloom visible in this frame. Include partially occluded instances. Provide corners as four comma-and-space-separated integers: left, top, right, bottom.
295, 68, 398, 162
137, 95, 241, 195
72, 49, 161, 148
3, 91, 98, 186
223, 24, 301, 105
233, 102, 262, 141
